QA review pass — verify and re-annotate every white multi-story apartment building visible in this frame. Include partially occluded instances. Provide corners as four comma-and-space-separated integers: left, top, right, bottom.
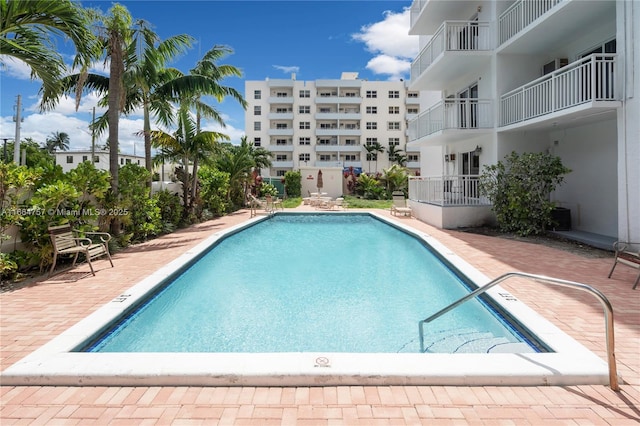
245, 72, 422, 182
407, 0, 639, 246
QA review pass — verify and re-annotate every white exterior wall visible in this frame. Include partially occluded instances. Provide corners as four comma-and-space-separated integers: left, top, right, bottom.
245, 74, 420, 179
408, 0, 639, 242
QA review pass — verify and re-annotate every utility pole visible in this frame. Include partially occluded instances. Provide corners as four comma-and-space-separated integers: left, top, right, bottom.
13, 95, 22, 164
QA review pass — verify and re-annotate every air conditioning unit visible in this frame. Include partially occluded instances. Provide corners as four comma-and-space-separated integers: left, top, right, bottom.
542, 58, 569, 75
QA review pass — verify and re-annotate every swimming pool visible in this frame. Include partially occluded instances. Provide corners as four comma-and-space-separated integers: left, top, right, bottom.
1, 212, 609, 386
85, 214, 541, 354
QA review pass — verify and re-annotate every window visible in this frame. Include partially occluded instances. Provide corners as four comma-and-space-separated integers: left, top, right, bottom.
408, 107, 419, 114
82, 155, 88, 162
388, 121, 401, 130
254, 106, 261, 115
254, 138, 261, 146
276, 170, 286, 177
276, 154, 288, 161
66, 155, 74, 164
298, 105, 310, 114
388, 90, 400, 98
389, 106, 400, 114
254, 90, 261, 99
319, 154, 331, 161
345, 139, 357, 146
126, 158, 131, 164
276, 139, 287, 145
366, 90, 377, 98
299, 121, 310, 130
344, 154, 357, 161
366, 122, 377, 130
408, 92, 419, 98
120, 158, 124, 165
276, 123, 288, 129
299, 90, 310, 98
254, 121, 261, 131
299, 137, 310, 145
365, 138, 378, 145
94, 156, 99, 163
276, 91, 289, 97
408, 154, 419, 162
388, 138, 400, 146
299, 153, 310, 161
366, 106, 377, 114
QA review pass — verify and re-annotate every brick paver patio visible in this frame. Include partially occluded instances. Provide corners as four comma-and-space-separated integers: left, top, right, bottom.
1, 207, 638, 424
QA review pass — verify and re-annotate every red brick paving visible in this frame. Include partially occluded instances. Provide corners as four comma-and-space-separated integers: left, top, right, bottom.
1, 207, 639, 424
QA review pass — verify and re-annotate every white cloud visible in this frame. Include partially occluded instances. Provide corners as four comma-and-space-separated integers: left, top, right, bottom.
0, 56, 33, 80
352, 8, 418, 79
273, 65, 300, 74
365, 55, 411, 81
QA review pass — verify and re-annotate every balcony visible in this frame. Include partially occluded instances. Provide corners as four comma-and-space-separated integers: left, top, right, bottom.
498, 0, 615, 54
267, 112, 293, 120
409, 175, 490, 207
268, 128, 294, 136
408, 98, 493, 143
314, 96, 362, 104
409, 0, 478, 34
315, 128, 361, 137
315, 144, 362, 153
267, 144, 294, 152
499, 54, 620, 130
268, 96, 293, 104
271, 161, 294, 168
410, 21, 492, 90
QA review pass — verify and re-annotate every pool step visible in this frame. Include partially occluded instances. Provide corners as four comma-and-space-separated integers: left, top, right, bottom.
423, 328, 535, 354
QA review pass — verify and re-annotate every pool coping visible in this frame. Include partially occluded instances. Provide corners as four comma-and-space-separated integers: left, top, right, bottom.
0, 212, 609, 386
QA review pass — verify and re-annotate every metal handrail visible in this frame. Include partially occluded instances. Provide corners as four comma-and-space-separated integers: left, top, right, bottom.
418, 272, 619, 391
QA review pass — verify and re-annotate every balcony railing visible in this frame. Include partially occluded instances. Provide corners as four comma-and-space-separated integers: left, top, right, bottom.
499, 0, 564, 45
408, 98, 492, 142
411, 20, 492, 81
409, 175, 491, 207
500, 54, 616, 127
409, 0, 429, 28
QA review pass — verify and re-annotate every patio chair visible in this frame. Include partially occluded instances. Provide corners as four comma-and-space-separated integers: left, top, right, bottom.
48, 224, 113, 277
607, 241, 640, 289
390, 192, 412, 217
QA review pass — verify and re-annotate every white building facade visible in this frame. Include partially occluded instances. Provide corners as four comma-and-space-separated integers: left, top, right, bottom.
244, 73, 422, 182
54, 150, 145, 174
408, 0, 639, 244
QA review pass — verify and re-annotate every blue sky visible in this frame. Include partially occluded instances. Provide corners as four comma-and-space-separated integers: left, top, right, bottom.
0, 0, 416, 155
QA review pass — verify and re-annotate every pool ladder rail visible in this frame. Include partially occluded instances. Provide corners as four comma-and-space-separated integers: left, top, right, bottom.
418, 272, 620, 391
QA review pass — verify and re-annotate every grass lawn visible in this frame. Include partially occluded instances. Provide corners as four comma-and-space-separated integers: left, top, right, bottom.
281, 196, 392, 209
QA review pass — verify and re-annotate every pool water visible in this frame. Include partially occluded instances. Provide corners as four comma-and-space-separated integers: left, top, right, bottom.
88, 214, 538, 354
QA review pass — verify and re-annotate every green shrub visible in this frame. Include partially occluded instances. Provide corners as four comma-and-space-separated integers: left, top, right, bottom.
198, 166, 230, 216
154, 190, 183, 232
479, 151, 571, 236
283, 170, 301, 197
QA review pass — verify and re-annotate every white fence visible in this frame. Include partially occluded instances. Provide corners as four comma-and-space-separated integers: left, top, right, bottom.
411, 20, 492, 81
500, 54, 616, 127
409, 175, 491, 207
499, 0, 565, 45
408, 98, 492, 142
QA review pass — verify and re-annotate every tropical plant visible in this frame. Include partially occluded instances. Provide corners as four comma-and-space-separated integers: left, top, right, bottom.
364, 141, 384, 173
0, 163, 39, 253
45, 131, 70, 153
479, 151, 571, 236
380, 164, 410, 197
154, 189, 183, 232
0, 0, 97, 106
283, 170, 301, 198
257, 182, 278, 197
198, 165, 229, 216
117, 163, 161, 242
356, 173, 386, 200
386, 144, 405, 166
215, 141, 255, 207
151, 105, 229, 219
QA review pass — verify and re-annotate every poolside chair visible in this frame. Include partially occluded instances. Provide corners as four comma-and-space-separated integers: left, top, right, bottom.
390, 191, 412, 217
48, 224, 113, 277
608, 241, 640, 289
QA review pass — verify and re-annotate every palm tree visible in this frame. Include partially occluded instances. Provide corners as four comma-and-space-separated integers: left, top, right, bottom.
150, 104, 229, 216
0, 0, 97, 106
241, 136, 272, 173
215, 141, 255, 207
45, 131, 70, 153
364, 141, 384, 173
386, 144, 405, 166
